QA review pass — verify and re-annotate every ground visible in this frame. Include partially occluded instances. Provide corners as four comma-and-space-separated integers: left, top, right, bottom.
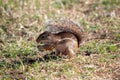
0, 0, 120, 80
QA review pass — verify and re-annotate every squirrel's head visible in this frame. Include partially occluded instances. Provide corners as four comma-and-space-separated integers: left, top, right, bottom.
36, 31, 52, 43
36, 31, 59, 51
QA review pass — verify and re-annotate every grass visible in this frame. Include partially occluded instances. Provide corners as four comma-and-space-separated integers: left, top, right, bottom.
0, 0, 120, 80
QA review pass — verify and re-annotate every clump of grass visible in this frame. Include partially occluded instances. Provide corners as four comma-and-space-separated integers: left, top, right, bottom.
52, 0, 81, 9
102, 0, 120, 7
99, 53, 118, 63
79, 40, 117, 54
2, 42, 33, 58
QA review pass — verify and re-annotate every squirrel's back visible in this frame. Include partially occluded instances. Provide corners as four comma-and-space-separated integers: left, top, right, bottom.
45, 20, 85, 46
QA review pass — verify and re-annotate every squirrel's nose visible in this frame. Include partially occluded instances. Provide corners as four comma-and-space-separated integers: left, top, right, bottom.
36, 39, 39, 43
37, 45, 44, 51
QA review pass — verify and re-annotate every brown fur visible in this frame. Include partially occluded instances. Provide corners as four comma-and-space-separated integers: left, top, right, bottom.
36, 20, 84, 58
45, 20, 85, 46
36, 31, 78, 58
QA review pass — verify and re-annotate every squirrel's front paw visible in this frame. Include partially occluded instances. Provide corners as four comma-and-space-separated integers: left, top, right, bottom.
37, 45, 45, 51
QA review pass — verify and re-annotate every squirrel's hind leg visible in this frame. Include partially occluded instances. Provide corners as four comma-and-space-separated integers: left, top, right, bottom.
66, 48, 76, 58
55, 47, 76, 58
55, 38, 77, 58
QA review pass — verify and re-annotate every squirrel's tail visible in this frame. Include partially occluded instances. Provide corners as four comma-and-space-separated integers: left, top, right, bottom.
45, 20, 85, 46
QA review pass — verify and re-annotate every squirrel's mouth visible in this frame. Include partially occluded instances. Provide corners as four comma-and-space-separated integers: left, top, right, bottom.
37, 43, 45, 51
37, 43, 50, 46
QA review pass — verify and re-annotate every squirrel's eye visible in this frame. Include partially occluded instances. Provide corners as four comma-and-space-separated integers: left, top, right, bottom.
41, 35, 46, 39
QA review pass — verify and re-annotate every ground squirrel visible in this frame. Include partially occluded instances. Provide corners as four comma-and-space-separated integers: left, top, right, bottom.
36, 20, 85, 58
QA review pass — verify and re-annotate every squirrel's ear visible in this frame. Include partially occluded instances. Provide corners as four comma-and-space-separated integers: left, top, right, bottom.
43, 31, 51, 34
40, 31, 52, 36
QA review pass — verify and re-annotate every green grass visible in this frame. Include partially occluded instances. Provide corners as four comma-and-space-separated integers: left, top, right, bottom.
79, 40, 118, 54
0, 0, 120, 80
